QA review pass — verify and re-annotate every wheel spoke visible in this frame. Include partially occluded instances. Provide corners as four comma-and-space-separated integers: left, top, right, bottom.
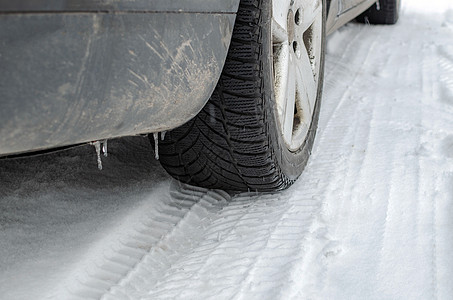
272, 1, 291, 37
283, 58, 297, 143
272, 17, 288, 44
297, 44, 317, 112
295, 58, 313, 127
298, 0, 323, 32
273, 43, 291, 126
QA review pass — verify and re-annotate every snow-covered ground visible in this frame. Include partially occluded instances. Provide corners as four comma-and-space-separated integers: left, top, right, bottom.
1, 0, 452, 299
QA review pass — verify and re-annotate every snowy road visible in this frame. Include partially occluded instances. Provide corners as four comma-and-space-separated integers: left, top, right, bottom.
1, 1, 453, 299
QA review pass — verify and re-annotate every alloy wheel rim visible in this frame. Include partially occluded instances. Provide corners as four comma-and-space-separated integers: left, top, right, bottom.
272, 0, 323, 151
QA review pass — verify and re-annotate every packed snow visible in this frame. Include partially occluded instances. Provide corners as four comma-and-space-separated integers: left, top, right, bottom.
0, 0, 452, 299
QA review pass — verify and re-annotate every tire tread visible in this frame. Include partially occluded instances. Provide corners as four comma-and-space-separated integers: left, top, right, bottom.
155, 0, 321, 191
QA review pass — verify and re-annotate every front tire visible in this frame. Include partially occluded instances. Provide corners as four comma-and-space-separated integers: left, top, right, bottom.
356, 0, 401, 25
156, 0, 326, 192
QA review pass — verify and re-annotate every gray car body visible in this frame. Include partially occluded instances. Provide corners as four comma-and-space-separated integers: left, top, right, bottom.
0, 0, 376, 156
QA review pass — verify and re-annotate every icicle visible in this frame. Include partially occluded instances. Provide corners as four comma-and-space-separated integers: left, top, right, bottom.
153, 132, 159, 160
160, 131, 166, 141
102, 139, 108, 157
376, 0, 380, 10
90, 141, 103, 170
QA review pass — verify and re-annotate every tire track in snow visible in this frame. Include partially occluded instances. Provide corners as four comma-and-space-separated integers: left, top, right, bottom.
295, 24, 393, 297
417, 11, 453, 298
52, 183, 231, 300
365, 10, 426, 300
321, 24, 370, 125
375, 24, 427, 298
101, 190, 322, 300
435, 173, 453, 300
230, 194, 319, 300
438, 45, 453, 107
433, 12, 453, 299
298, 7, 453, 299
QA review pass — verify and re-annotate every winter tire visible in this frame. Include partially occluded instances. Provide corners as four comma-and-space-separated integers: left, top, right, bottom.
356, 0, 401, 25
155, 0, 326, 192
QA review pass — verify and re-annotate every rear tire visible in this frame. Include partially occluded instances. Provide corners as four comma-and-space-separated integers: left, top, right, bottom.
155, 0, 326, 192
356, 0, 401, 25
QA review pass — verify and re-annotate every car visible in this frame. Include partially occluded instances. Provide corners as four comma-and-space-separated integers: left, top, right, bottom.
0, 0, 400, 191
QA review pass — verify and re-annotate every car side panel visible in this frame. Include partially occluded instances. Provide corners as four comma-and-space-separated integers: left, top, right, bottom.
0, 0, 240, 13
326, 0, 376, 34
0, 12, 236, 156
